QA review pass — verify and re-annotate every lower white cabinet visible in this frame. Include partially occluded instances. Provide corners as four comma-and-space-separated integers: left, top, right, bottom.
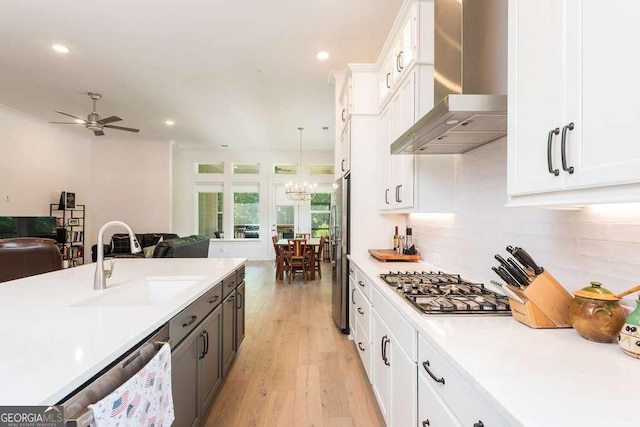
418, 372, 461, 427
418, 333, 508, 426
371, 309, 417, 427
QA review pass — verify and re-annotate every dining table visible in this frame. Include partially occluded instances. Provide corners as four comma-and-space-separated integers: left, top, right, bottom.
275, 238, 322, 281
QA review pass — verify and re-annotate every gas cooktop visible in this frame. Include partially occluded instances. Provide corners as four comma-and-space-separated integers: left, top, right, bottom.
379, 271, 512, 316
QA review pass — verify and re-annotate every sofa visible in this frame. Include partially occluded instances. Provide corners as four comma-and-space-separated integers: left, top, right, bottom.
90, 233, 178, 262
0, 237, 62, 283
91, 233, 210, 261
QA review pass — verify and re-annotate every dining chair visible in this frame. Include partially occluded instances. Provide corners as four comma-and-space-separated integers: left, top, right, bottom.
286, 240, 312, 283
312, 236, 325, 279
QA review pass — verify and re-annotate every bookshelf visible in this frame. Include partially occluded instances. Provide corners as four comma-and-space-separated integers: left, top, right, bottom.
49, 203, 85, 267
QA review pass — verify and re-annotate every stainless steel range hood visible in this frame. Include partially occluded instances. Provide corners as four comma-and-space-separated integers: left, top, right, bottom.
391, 0, 508, 155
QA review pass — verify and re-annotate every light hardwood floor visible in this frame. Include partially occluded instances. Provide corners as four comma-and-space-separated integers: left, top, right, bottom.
204, 260, 385, 427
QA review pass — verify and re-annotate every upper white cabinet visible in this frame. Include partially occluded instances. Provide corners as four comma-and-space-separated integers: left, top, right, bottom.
378, 0, 434, 107
508, 0, 640, 206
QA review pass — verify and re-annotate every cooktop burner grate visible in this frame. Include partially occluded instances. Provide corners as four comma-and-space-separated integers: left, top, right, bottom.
379, 271, 512, 316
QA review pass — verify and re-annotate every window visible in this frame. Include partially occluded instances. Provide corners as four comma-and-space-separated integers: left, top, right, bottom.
274, 164, 297, 175
310, 192, 331, 238
233, 185, 260, 238
197, 163, 224, 174
233, 163, 260, 174
276, 205, 295, 238
197, 185, 224, 238
310, 165, 334, 175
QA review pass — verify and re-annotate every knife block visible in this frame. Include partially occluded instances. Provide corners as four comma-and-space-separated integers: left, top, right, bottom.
506, 271, 573, 328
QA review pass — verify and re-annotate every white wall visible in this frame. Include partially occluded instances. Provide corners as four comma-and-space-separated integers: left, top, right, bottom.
87, 137, 172, 251
0, 104, 91, 216
410, 137, 640, 306
173, 146, 334, 260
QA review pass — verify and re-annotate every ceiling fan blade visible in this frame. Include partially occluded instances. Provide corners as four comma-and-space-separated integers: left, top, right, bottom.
94, 130, 105, 136
55, 111, 86, 122
104, 125, 140, 133
97, 116, 122, 125
49, 122, 84, 124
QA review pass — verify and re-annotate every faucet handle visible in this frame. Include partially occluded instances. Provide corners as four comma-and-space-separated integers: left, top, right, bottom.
104, 257, 115, 279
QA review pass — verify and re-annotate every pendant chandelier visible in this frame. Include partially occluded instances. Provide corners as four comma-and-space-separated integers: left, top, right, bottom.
286, 127, 317, 201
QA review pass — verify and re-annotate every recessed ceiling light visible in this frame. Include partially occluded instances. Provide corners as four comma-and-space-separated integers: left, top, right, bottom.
74, 119, 84, 124
52, 44, 70, 54
221, 144, 229, 148
164, 120, 175, 126
316, 51, 330, 61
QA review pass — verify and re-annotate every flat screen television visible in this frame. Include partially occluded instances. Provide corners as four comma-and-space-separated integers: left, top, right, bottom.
0, 216, 58, 241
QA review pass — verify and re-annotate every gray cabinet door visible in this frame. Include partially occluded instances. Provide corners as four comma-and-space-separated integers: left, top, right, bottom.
172, 330, 199, 427
221, 290, 237, 377
235, 281, 245, 349
199, 305, 222, 413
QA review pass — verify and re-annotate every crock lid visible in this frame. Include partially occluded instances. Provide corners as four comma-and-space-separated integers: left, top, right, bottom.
574, 281, 620, 301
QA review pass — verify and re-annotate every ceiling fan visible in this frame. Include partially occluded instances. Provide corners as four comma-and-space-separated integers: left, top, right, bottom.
49, 92, 140, 136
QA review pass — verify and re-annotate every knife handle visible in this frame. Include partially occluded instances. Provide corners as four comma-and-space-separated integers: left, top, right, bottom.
507, 258, 532, 285
516, 247, 544, 275
492, 266, 521, 289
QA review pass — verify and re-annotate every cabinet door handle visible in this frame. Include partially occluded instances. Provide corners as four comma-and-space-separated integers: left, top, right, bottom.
341, 159, 346, 172
357, 307, 364, 315
561, 122, 575, 174
208, 295, 219, 304
237, 292, 243, 309
395, 185, 402, 203
422, 361, 445, 384
182, 315, 197, 328
547, 127, 560, 176
204, 330, 209, 356
358, 342, 365, 352
385, 188, 390, 205
358, 280, 365, 288
351, 288, 356, 305
473, 422, 484, 427
381, 335, 387, 362
422, 421, 430, 427
341, 108, 346, 122
396, 53, 402, 73
386, 72, 391, 89
383, 336, 390, 366
398, 50, 404, 70
199, 332, 206, 359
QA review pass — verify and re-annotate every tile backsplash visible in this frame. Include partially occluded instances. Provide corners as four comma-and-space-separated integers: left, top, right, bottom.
410, 137, 640, 306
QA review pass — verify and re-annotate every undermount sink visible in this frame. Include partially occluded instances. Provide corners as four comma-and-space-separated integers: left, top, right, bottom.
72, 276, 206, 307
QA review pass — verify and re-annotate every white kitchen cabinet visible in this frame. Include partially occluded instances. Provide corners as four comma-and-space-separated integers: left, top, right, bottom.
418, 372, 461, 427
418, 333, 508, 427
508, 0, 640, 206
371, 309, 417, 427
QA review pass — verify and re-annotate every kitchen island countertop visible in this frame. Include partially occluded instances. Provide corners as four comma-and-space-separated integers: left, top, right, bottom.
0, 257, 246, 405
349, 252, 640, 427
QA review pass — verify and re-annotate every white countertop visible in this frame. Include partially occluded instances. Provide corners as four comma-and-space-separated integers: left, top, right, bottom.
0, 257, 246, 405
349, 253, 640, 427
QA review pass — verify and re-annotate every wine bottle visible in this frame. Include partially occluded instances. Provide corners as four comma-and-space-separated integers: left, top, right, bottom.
393, 226, 398, 251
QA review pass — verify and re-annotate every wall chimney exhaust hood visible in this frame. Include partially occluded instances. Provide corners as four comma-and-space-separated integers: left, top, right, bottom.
391, 0, 508, 155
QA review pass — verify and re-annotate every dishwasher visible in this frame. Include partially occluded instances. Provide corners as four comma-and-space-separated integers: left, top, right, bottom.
58, 324, 170, 426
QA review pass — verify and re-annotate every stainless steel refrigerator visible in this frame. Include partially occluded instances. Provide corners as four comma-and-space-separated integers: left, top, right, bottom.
331, 174, 350, 333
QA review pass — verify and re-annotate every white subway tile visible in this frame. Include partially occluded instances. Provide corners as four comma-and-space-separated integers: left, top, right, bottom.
609, 224, 640, 243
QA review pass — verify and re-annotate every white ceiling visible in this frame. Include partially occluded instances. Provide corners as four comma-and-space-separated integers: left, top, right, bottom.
0, 0, 402, 150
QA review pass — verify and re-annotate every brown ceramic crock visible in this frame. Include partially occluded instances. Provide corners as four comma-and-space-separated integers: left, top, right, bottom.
569, 282, 626, 343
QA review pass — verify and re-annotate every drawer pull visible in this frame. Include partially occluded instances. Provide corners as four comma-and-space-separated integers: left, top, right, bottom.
357, 307, 364, 315
473, 422, 484, 427
422, 421, 430, 427
547, 127, 560, 176
182, 315, 197, 328
208, 295, 220, 304
382, 336, 390, 366
358, 280, 365, 287
422, 361, 445, 385
358, 342, 365, 352
561, 122, 575, 174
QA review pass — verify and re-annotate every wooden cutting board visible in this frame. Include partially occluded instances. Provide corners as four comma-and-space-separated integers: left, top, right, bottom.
368, 249, 421, 262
